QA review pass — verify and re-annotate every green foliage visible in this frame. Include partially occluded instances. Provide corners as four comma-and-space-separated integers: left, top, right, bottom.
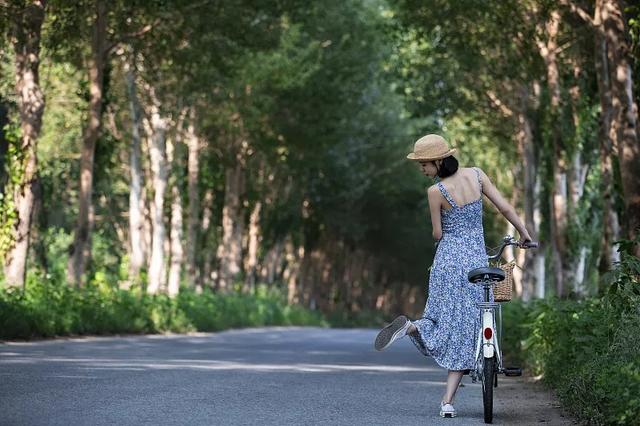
502, 239, 640, 425
39, 227, 73, 281
0, 121, 22, 259
0, 280, 327, 340
499, 299, 529, 365
325, 308, 387, 328
176, 284, 325, 331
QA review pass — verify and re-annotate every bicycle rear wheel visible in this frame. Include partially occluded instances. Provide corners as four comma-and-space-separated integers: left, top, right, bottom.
482, 356, 495, 423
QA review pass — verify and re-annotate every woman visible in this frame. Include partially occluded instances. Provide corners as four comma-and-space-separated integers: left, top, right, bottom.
374, 134, 533, 418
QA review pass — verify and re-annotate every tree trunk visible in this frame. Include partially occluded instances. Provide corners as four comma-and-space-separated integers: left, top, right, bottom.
216, 152, 245, 291
67, 0, 107, 286
146, 91, 168, 295
505, 213, 522, 299
302, 245, 328, 312
124, 57, 145, 283
518, 86, 537, 301
141, 115, 155, 270
568, 65, 590, 296
284, 237, 303, 305
568, 66, 588, 211
530, 80, 547, 299
595, 0, 622, 271
534, 176, 546, 299
185, 108, 199, 289
570, 141, 590, 296
536, 10, 567, 297
198, 189, 214, 291
260, 239, 284, 285
0, 102, 9, 189
603, 0, 640, 252
3, 0, 46, 288
243, 200, 262, 292
167, 137, 183, 297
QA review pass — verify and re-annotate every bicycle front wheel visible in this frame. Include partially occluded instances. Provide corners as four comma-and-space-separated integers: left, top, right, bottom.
482, 356, 495, 423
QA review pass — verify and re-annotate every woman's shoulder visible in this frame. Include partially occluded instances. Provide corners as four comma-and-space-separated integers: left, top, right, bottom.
463, 166, 488, 180
462, 166, 483, 173
427, 183, 440, 194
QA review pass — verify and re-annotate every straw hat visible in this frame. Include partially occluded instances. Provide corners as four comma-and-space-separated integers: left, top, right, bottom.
406, 134, 456, 161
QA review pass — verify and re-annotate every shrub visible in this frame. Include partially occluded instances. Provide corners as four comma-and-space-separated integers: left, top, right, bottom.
0, 279, 327, 340
325, 308, 387, 328
504, 238, 640, 425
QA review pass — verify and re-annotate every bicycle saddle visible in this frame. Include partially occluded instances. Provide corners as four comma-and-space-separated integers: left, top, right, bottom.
468, 267, 505, 283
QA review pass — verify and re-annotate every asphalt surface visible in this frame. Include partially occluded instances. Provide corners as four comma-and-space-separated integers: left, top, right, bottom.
0, 327, 575, 425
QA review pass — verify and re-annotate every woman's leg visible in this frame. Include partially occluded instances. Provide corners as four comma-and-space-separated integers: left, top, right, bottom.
442, 370, 464, 404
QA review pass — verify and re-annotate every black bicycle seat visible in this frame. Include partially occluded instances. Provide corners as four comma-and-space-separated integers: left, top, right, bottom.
468, 267, 505, 283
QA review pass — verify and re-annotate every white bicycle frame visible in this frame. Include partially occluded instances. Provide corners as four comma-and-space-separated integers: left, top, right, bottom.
472, 298, 503, 379
469, 235, 538, 425
471, 235, 535, 381
471, 241, 512, 382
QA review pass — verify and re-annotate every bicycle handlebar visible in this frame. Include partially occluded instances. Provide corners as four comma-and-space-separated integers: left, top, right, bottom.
487, 235, 538, 261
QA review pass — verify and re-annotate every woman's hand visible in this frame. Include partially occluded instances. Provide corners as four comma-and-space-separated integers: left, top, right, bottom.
518, 231, 533, 246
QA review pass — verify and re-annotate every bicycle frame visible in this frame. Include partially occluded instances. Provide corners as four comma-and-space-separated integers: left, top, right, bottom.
471, 235, 535, 382
471, 287, 502, 382
470, 235, 538, 423
474, 292, 501, 424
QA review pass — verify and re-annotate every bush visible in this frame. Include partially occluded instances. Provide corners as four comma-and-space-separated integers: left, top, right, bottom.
0, 278, 327, 340
499, 299, 529, 365
325, 308, 387, 328
503, 239, 640, 425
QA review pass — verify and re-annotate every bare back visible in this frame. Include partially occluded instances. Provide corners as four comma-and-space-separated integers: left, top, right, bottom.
426, 165, 528, 243
437, 167, 482, 210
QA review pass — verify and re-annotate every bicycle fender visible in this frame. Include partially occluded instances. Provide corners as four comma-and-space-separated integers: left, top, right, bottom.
482, 310, 495, 358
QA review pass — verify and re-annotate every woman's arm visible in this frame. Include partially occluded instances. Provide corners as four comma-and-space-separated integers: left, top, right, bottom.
427, 185, 443, 241
477, 168, 533, 243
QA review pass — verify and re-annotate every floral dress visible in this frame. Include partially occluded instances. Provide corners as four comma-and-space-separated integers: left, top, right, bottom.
408, 167, 492, 371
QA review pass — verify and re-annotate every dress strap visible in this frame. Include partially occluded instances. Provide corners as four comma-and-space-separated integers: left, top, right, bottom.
436, 182, 458, 208
473, 167, 483, 192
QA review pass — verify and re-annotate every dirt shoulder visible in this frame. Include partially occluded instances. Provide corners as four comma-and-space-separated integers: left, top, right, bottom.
489, 373, 578, 425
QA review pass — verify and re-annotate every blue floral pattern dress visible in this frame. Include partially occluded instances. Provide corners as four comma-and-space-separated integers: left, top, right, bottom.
408, 167, 492, 371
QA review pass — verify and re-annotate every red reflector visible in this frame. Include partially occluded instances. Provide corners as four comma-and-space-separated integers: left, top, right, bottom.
484, 327, 493, 339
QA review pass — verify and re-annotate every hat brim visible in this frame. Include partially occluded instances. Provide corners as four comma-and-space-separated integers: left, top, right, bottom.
406, 148, 457, 161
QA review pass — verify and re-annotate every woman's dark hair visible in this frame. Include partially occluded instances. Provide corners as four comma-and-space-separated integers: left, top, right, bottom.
436, 156, 459, 178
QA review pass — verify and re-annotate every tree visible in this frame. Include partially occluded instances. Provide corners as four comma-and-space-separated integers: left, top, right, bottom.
1, 0, 46, 288
123, 51, 145, 282
144, 85, 168, 294
66, 0, 107, 286
558, 0, 639, 259
601, 0, 640, 250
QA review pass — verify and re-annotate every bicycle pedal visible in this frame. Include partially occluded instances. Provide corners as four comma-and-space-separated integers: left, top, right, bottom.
504, 367, 522, 376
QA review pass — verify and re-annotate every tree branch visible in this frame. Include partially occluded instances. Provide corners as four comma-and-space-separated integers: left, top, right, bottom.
486, 90, 515, 117
105, 21, 158, 55
557, 0, 595, 28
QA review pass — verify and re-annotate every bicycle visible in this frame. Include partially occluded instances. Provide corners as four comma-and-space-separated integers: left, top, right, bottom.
467, 235, 538, 424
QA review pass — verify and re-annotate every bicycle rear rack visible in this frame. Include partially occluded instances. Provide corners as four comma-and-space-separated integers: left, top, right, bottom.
476, 302, 500, 309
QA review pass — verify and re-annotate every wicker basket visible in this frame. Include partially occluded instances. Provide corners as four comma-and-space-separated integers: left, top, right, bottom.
494, 261, 515, 302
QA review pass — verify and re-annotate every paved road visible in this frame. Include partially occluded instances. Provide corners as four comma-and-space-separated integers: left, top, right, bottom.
0, 327, 574, 425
